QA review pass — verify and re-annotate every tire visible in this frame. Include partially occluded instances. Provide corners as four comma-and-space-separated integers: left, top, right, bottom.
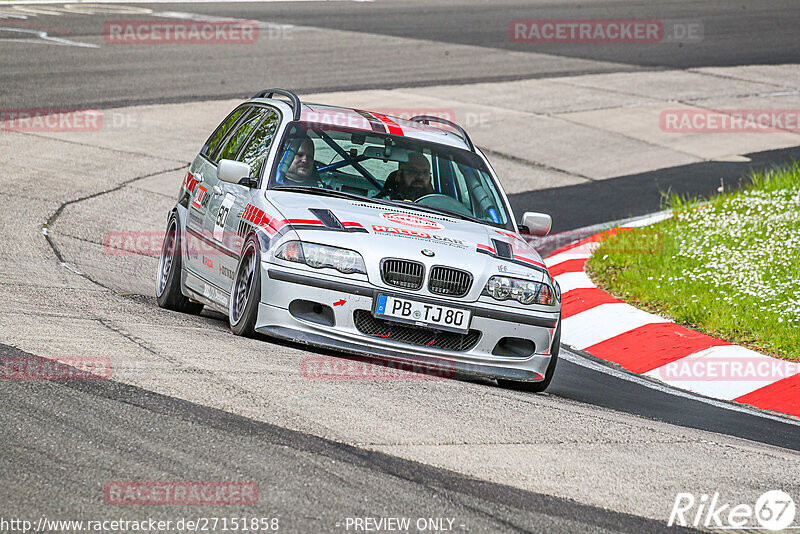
498, 322, 560, 393
156, 214, 204, 314
229, 234, 261, 337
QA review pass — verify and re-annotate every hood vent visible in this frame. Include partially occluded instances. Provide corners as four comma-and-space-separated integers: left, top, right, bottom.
308, 208, 344, 229
491, 239, 513, 259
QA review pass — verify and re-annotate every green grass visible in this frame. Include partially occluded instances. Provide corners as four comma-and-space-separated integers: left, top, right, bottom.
587, 162, 800, 361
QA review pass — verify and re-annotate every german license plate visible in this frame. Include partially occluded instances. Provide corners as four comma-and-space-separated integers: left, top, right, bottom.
374, 294, 472, 333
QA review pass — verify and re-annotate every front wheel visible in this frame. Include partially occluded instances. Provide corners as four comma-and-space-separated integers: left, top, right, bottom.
229, 234, 261, 337
498, 322, 560, 393
156, 214, 204, 315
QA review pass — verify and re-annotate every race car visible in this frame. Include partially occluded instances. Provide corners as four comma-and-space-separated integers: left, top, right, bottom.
156, 89, 561, 391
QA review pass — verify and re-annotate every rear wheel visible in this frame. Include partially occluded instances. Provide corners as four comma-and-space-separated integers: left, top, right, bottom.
498, 322, 560, 393
229, 234, 261, 337
156, 214, 204, 314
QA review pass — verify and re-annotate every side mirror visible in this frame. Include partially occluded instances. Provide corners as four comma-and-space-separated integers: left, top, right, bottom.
218, 159, 252, 186
521, 212, 552, 236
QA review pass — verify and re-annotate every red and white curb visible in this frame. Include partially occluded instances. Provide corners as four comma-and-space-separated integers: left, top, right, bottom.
544, 214, 800, 419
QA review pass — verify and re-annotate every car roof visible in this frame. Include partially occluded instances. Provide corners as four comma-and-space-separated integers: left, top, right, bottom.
250, 97, 472, 151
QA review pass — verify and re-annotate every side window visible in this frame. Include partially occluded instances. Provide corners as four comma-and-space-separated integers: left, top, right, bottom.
238, 110, 280, 181
203, 107, 248, 162
216, 107, 269, 163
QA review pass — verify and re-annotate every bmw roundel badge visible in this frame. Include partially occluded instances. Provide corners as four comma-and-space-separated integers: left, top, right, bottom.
421, 249, 435, 257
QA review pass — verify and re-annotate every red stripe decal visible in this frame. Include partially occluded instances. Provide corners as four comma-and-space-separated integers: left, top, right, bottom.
370, 112, 404, 136
548, 258, 587, 277
584, 323, 731, 374
477, 244, 496, 254
512, 255, 547, 269
342, 221, 363, 228
561, 287, 621, 319
734, 374, 800, 417
494, 229, 526, 243
285, 219, 325, 225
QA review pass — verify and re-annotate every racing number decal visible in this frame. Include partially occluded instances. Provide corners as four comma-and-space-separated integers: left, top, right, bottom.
214, 193, 235, 241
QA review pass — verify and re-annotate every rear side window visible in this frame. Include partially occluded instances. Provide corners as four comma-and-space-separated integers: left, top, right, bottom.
203, 107, 248, 161
215, 107, 270, 163
238, 110, 280, 182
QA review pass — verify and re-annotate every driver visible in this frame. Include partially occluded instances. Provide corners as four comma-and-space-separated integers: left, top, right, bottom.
378, 152, 434, 201
282, 137, 320, 186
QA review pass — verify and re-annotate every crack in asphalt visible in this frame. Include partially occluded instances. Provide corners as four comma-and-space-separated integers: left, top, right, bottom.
43, 163, 188, 267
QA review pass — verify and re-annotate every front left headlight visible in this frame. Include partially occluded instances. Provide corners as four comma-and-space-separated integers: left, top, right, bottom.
275, 240, 367, 275
484, 275, 555, 306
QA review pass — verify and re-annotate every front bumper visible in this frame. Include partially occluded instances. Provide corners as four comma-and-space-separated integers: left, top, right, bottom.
257, 264, 560, 382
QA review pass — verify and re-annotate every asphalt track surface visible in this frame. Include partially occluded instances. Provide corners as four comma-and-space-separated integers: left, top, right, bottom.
1, 1, 800, 532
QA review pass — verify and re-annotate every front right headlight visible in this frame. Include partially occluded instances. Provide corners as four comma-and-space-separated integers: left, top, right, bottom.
275, 240, 367, 275
484, 275, 554, 306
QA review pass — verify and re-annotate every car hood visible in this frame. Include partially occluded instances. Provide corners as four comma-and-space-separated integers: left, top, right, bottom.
265, 190, 548, 283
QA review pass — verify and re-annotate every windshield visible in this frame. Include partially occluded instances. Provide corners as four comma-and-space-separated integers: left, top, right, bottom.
267, 121, 512, 228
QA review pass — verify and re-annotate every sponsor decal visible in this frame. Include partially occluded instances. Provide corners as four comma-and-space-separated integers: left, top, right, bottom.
203, 256, 213, 269
219, 265, 235, 280
372, 225, 467, 248
202, 284, 226, 305
372, 225, 430, 238
497, 264, 537, 277
381, 212, 443, 230
188, 210, 203, 225
192, 185, 207, 209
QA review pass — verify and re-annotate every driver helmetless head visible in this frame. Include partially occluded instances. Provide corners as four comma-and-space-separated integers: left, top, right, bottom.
397, 152, 433, 201
285, 138, 316, 185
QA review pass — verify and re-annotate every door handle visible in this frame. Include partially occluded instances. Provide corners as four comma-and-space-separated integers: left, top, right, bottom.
213, 185, 223, 196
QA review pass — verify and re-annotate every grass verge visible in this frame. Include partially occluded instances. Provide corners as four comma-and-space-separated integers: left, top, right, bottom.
586, 162, 800, 362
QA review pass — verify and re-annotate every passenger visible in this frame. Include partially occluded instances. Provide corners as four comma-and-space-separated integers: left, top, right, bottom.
378, 152, 434, 201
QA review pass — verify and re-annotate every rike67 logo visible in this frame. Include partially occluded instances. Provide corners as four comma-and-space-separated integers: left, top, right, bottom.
669, 490, 797, 531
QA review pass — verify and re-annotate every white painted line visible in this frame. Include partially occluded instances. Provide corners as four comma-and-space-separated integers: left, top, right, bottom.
544, 244, 598, 268
624, 212, 673, 228
0, 26, 98, 47
562, 302, 670, 350
553, 271, 595, 293
560, 347, 800, 426
644, 345, 800, 400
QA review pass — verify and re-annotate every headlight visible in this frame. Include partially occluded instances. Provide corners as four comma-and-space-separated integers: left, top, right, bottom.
275, 241, 366, 275
484, 276, 555, 306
